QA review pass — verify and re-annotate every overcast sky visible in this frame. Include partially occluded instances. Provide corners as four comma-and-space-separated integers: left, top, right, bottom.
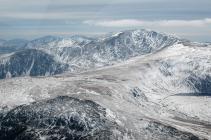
0, 0, 211, 42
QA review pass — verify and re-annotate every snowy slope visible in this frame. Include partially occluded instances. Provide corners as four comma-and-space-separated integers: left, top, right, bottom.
0, 49, 68, 79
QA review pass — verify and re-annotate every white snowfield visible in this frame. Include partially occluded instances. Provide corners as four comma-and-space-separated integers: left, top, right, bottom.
0, 42, 211, 139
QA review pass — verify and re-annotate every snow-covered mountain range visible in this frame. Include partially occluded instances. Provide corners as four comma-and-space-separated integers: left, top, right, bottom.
0, 29, 179, 79
0, 29, 211, 139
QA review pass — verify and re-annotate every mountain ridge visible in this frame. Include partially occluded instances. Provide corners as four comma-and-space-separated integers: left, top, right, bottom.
0, 29, 180, 79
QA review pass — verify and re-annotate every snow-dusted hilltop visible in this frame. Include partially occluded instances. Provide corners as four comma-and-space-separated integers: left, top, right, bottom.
0, 29, 179, 79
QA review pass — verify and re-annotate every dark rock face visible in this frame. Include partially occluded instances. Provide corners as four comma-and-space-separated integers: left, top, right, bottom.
194, 76, 211, 95
0, 96, 125, 140
130, 87, 148, 101
0, 49, 68, 79
146, 122, 201, 140
159, 61, 172, 77
186, 74, 211, 96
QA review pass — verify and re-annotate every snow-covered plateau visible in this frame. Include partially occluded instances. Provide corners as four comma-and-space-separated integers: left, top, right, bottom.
0, 29, 211, 140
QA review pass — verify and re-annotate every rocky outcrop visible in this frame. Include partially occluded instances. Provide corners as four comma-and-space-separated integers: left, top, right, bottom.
0, 96, 127, 140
